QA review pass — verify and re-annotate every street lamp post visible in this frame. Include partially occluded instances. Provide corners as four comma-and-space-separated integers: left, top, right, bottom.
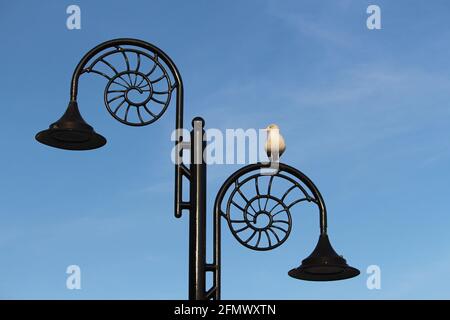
35, 38, 359, 300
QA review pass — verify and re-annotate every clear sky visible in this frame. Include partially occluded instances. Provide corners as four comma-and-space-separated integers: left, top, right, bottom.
1, 0, 450, 299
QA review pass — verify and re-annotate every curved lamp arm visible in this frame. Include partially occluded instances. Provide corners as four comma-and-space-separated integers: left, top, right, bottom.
70, 38, 186, 218
69, 38, 183, 111
212, 161, 358, 292
214, 162, 328, 237
36, 38, 189, 218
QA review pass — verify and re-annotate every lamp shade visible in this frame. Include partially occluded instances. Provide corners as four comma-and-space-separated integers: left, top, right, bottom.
288, 234, 360, 281
35, 101, 106, 150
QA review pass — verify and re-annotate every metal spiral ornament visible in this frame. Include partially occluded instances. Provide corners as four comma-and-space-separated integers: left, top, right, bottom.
82, 46, 173, 126
216, 163, 325, 251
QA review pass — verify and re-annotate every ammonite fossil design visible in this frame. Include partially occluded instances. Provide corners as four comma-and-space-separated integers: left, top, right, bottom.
216, 164, 323, 251
82, 46, 173, 126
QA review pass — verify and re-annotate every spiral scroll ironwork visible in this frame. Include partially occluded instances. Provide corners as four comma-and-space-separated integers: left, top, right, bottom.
215, 163, 325, 251
81, 46, 173, 126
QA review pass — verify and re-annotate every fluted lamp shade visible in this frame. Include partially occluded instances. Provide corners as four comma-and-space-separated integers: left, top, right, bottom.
288, 234, 360, 281
35, 101, 106, 151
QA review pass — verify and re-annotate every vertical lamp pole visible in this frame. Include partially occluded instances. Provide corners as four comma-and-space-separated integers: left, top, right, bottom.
189, 118, 207, 299
35, 38, 359, 300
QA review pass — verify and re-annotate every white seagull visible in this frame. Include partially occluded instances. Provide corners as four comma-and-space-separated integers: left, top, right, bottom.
264, 124, 286, 160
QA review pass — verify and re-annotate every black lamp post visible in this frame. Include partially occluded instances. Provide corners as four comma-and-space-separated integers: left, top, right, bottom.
35, 38, 359, 300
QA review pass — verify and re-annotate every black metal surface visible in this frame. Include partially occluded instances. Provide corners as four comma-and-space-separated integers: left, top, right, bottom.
34, 38, 205, 300
288, 234, 360, 281
215, 163, 328, 251
83, 46, 174, 126
214, 162, 359, 282
187, 117, 220, 300
35, 38, 187, 220
189, 117, 207, 300
35, 101, 106, 150
35, 37, 359, 299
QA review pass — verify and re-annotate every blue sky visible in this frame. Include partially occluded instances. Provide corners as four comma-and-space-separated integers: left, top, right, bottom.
1, 0, 450, 299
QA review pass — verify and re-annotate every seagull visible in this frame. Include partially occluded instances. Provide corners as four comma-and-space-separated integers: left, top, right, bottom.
264, 124, 286, 160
